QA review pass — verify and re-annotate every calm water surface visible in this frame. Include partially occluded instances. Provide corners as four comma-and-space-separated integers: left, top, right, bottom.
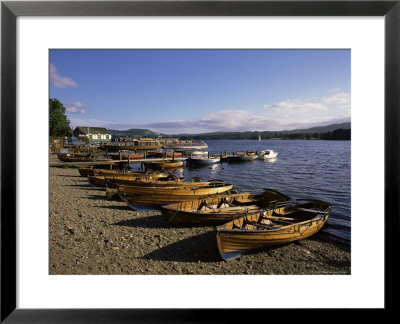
132, 140, 351, 247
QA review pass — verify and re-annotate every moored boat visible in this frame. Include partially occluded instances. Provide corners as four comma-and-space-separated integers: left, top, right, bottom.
146, 150, 183, 158
190, 150, 209, 156
186, 156, 221, 167
226, 152, 258, 163
216, 198, 331, 260
258, 150, 278, 159
161, 139, 208, 151
109, 151, 144, 160
143, 160, 184, 170
161, 189, 291, 225
103, 138, 161, 152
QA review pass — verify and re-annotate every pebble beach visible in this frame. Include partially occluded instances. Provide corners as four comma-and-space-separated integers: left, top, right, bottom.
49, 154, 351, 275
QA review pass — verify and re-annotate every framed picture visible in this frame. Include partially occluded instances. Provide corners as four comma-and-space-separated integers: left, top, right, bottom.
1, 0, 398, 321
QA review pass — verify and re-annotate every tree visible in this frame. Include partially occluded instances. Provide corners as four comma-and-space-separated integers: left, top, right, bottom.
49, 98, 72, 137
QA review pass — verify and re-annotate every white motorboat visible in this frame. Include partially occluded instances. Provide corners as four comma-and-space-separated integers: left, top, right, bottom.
190, 150, 209, 156
258, 150, 278, 159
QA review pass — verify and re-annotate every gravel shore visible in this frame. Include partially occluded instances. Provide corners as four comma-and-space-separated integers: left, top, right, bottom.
49, 155, 351, 275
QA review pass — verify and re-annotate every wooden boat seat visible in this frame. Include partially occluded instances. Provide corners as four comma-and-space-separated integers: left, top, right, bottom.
233, 198, 254, 205
217, 198, 236, 208
243, 219, 276, 230
197, 201, 214, 210
199, 205, 260, 214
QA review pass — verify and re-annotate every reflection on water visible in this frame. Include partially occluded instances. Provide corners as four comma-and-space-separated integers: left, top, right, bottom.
260, 157, 277, 163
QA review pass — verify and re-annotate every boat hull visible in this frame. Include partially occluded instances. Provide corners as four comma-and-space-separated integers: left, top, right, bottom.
258, 150, 278, 159
119, 182, 233, 209
78, 168, 165, 178
87, 173, 182, 187
216, 200, 331, 260
57, 154, 112, 163
143, 160, 184, 169
110, 153, 144, 160
186, 157, 220, 166
160, 190, 290, 225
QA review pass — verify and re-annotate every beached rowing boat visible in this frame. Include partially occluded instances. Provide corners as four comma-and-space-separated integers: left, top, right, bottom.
78, 167, 167, 178
87, 172, 180, 187
216, 199, 331, 260
160, 189, 291, 225
57, 153, 112, 163
119, 181, 234, 210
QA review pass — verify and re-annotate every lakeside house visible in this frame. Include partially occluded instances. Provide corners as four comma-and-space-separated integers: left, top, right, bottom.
73, 126, 112, 143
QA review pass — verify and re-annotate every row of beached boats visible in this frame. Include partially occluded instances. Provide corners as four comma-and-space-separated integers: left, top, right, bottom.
77, 166, 331, 261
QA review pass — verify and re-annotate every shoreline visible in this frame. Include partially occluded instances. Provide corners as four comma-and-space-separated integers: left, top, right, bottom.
49, 154, 351, 275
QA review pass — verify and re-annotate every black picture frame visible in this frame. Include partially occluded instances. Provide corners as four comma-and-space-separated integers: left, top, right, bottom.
1, 0, 398, 322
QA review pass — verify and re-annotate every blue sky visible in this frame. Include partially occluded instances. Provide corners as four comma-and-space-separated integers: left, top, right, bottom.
50, 49, 350, 134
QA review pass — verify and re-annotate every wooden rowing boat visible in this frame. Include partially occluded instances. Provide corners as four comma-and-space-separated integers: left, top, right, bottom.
78, 167, 167, 178
102, 176, 214, 189
57, 153, 112, 163
216, 199, 331, 260
143, 160, 184, 169
87, 172, 179, 187
87, 174, 196, 188
160, 189, 291, 225
146, 151, 183, 158
110, 153, 144, 160
119, 181, 234, 210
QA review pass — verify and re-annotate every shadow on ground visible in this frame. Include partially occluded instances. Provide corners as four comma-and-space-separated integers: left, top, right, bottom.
86, 194, 107, 200
141, 230, 221, 263
112, 215, 176, 229
66, 184, 101, 190
94, 205, 131, 211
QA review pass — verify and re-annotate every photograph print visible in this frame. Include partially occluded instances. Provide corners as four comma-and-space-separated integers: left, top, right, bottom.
49, 49, 351, 275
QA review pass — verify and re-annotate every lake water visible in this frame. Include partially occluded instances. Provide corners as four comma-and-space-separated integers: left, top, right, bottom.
132, 139, 351, 247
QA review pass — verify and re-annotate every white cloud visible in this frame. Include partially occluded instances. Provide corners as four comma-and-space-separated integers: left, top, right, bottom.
50, 63, 78, 88
65, 101, 89, 114
68, 91, 351, 133
70, 109, 351, 134
264, 99, 328, 114
322, 92, 351, 106
66, 106, 77, 113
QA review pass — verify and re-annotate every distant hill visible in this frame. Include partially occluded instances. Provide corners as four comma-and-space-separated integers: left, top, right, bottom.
173, 122, 351, 140
107, 122, 351, 140
281, 122, 351, 134
108, 128, 163, 138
